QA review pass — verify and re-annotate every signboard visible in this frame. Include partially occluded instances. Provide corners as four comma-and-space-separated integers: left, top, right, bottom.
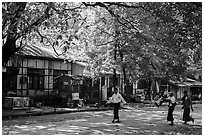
72, 92, 79, 100
71, 80, 83, 85
2, 66, 6, 72
63, 82, 69, 85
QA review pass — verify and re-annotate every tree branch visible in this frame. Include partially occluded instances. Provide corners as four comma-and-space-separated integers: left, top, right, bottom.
16, 2, 53, 40
104, 2, 145, 9
51, 42, 60, 56
96, 40, 114, 47
35, 27, 46, 43
121, 16, 140, 32
82, 2, 115, 15
82, 2, 144, 35
35, 27, 61, 56
51, 3, 83, 13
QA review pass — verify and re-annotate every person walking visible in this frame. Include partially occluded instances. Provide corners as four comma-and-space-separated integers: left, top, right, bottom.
182, 90, 194, 124
155, 89, 170, 107
166, 92, 176, 125
106, 88, 127, 123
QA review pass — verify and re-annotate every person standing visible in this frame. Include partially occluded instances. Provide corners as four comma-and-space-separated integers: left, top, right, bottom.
166, 92, 176, 125
198, 93, 202, 101
106, 88, 127, 123
182, 90, 194, 124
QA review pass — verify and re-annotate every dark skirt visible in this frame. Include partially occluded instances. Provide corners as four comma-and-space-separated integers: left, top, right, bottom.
183, 108, 193, 122
113, 103, 120, 120
167, 106, 175, 121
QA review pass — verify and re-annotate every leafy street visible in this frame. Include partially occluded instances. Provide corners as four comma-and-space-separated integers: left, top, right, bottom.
2, 104, 202, 135
2, 2, 202, 135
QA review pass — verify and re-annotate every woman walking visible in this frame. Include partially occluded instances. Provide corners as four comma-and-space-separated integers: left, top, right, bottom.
182, 90, 194, 124
166, 92, 176, 125
107, 88, 127, 123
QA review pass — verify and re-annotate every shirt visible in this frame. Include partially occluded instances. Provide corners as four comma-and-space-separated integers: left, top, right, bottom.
167, 96, 175, 106
107, 92, 127, 104
163, 90, 169, 98
182, 96, 192, 108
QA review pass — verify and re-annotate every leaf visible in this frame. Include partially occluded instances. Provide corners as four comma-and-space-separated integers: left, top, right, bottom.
57, 35, 62, 40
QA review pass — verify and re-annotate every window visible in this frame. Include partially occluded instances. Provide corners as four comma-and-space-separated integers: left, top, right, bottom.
53, 70, 68, 89
28, 68, 44, 89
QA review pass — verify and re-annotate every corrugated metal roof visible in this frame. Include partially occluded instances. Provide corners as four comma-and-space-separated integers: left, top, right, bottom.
193, 81, 202, 86
21, 44, 63, 59
54, 74, 83, 80
186, 78, 196, 82
176, 83, 188, 87
20, 44, 89, 67
169, 78, 202, 87
19, 45, 122, 75
75, 61, 88, 67
183, 81, 202, 87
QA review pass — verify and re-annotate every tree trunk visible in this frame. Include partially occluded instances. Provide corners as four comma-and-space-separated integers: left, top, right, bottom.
2, 2, 52, 66
122, 67, 127, 94
2, 2, 27, 65
2, 37, 19, 66
113, 69, 117, 89
147, 78, 152, 101
113, 42, 117, 89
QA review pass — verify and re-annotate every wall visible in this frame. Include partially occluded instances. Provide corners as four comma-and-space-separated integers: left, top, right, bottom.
6, 57, 124, 104
176, 86, 190, 100
14, 58, 72, 97
72, 63, 85, 75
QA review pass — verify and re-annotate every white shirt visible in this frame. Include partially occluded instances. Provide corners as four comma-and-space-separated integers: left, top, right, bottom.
107, 92, 127, 104
168, 96, 176, 106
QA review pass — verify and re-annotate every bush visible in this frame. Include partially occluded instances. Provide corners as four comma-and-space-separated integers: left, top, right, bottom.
121, 93, 131, 103
30, 95, 61, 107
130, 95, 137, 102
88, 97, 98, 104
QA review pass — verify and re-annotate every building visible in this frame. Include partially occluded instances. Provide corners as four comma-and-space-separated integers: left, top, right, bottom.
2, 44, 88, 108
2, 44, 122, 108
133, 77, 202, 102
170, 78, 202, 100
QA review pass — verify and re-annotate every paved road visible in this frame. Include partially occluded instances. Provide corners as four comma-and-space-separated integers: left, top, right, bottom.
2, 104, 202, 135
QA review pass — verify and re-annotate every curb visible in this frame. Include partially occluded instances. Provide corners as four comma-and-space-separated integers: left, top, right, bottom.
2, 108, 112, 120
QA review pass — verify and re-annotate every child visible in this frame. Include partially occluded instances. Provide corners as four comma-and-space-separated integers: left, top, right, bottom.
106, 88, 127, 123
155, 89, 169, 107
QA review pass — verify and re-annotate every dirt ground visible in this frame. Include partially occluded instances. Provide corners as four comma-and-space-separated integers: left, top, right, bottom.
2, 104, 202, 135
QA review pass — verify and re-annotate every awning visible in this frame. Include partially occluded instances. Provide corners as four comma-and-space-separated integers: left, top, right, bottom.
169, 78, 202, 87
54, 74, 83, 80
176, 83, 188, 87
191, 81, 202, 87
183, 82, 193, 86
173, 81, 202, 87
186, 78, 196, 82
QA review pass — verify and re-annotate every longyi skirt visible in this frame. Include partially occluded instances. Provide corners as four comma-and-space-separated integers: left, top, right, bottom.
183, 108, 193, 122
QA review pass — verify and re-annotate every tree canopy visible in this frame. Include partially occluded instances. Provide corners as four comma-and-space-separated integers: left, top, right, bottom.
2, 2, 202, 81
